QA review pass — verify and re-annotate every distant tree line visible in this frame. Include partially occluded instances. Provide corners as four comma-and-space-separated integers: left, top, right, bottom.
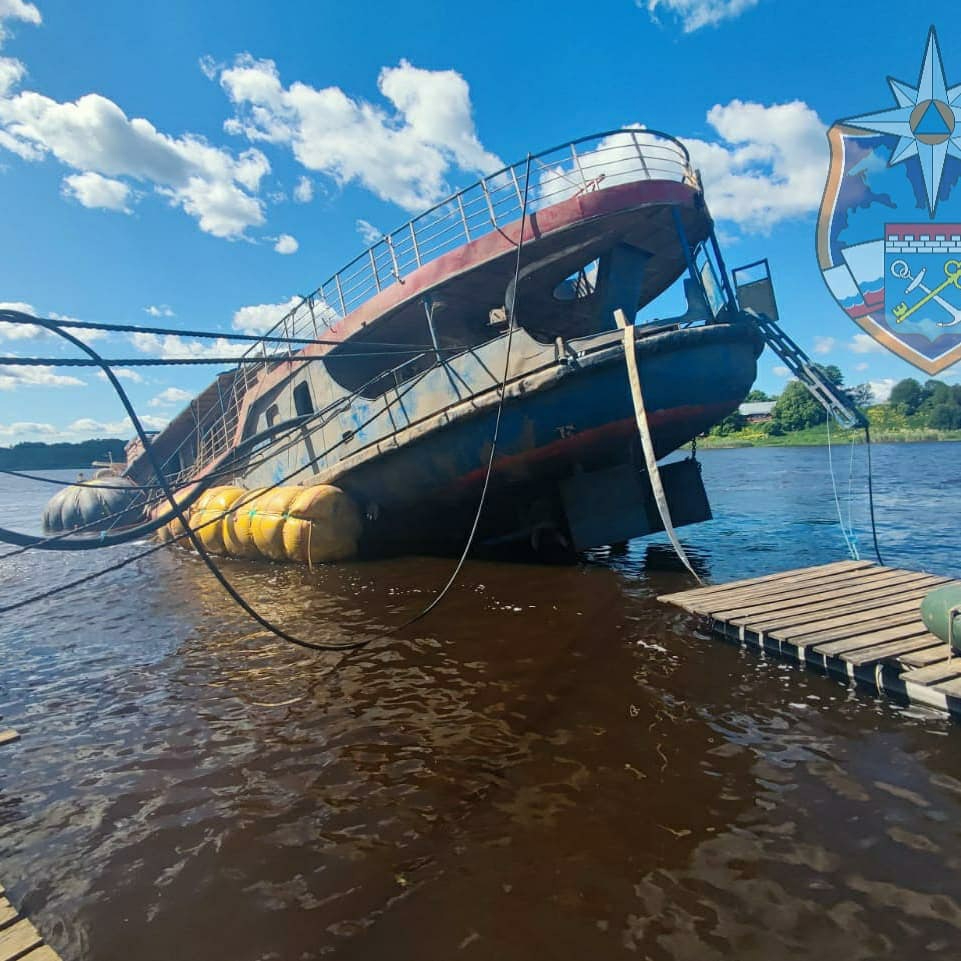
0, 439, 127, 470
711, 370, 961, 437
883, 377, 961, 429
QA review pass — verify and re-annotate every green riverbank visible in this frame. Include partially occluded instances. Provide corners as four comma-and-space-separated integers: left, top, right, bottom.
699, 423, 961, 448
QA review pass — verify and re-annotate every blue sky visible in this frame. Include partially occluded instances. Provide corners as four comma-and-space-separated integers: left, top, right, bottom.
0, 0, 953, 443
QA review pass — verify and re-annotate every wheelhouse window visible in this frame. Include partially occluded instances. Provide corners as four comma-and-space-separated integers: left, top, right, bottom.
293, 382, 314, 417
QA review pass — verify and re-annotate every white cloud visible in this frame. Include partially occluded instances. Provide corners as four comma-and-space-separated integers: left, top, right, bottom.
293, 175, 312, 203
0, 413, 168, 444
68, 414, 169, 436
148, 386, 193, 408
355, 218, 382, 245
198, 54, 222, 82
868, 378, 897, 403
772, 365, 790, 377
0, 300, 38, 338
848, 333, 886, 354
0, 363, 85, 390
61, 170, 132, 212
813, 335, 835, 356
0, 85, 270, 237
0, 420, 57, 438
0, 1, 40, 100
685, 99, 827, 232
218, 55, 502, 211
855, 362, 869, 371
644, 0, 760, 31
0, 1, 41, 29
230, 295, 302, 335
273, 233, 298, 255
129, 331, 247, 360
143, 304, 175, 318
96, 367, 143, 383
0, 304, 107, 343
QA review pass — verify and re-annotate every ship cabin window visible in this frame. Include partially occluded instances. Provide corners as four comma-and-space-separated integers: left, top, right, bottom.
265, 404, 279, 428
293, 381, 314, 417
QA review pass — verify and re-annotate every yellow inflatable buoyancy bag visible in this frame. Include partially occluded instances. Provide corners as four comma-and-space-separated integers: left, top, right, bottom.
251, 486, 302, 561
193, 485, 246, 554
164, 487, 199, 548
222, 487, 269, 558
283, 485, 362, 564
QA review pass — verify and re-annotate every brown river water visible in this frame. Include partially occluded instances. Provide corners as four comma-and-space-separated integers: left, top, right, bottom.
2, 444, 961, 960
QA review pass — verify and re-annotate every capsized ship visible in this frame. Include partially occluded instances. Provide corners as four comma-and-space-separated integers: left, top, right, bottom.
45, 129, 768, 559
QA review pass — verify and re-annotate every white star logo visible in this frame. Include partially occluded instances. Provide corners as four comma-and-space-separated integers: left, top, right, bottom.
845, 27, 961, 216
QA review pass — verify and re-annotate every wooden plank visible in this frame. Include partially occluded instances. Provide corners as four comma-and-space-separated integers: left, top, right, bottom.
664, 562, 882, 609
840, 636, 945, 667
930, 675, 961, 698
732, 583, 940, 631
701, 568, 928, 617
678, 568, 894, 615
786, 610, 927, 646
711, 571, 944, 620
0, 919, 42, 961
771, 599, 929, 642
738, 590, 933, 634
0, 899, 16, 931
899, 644, 952, 669
20, 948, 61, 961
812, 624, 932, 657
657, 560, 874, 605
901, 658, 961, 686
0, 732, 19, 747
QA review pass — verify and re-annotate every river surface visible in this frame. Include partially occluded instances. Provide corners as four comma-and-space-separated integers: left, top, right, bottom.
2, 443, 961, 960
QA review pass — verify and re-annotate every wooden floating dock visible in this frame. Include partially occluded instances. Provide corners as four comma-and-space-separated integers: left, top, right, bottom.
659, 560, 961, 717
0, 882, 61, 961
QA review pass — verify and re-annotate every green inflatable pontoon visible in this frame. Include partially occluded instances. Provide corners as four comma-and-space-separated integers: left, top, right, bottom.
920, 583, 961, 652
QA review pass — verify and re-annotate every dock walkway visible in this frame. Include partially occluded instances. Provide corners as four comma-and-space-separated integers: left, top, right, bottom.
658, 560, 961, 717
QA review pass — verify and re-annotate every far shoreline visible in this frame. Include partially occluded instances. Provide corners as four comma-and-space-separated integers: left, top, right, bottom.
698, 425, 961, 449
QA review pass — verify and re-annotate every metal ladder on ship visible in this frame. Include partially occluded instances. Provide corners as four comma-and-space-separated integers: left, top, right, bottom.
731, 258, 867, 430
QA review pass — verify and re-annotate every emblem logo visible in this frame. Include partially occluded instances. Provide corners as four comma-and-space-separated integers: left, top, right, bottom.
817, 27, 961, 373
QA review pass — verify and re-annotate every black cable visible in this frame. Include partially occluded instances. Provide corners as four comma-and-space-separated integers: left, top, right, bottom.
863, 424, 884, 565
0, 356, 437, 625
0, 309, 442, 350
396, 154, 533, 629
0, 351, 450, 367
6, 315, 372, 652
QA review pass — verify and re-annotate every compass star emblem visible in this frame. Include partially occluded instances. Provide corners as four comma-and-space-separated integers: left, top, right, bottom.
845, 27, 961, 216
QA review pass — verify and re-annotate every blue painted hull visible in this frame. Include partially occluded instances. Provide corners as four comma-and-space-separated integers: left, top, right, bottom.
327, 320, 762, 553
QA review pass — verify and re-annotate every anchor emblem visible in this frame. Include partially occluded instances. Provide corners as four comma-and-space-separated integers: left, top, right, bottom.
890, 258, 961, 327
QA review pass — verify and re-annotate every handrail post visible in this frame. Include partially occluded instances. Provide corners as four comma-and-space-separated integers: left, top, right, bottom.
631, 130, 651, 179
481, 179, 498, 227
385, 233, 402, 282
509, 165, 524, 207
456, 195, 471, 241
369, 248, 382, 292
571, 143, 586, 188
334, 274, 347, 316
409, 222, 422, 267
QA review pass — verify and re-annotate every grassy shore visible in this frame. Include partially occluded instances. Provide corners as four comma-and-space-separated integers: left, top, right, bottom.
698, 423, 961, 448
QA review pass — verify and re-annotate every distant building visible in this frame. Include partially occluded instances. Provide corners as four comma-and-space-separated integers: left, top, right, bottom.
738, 401, 776, 423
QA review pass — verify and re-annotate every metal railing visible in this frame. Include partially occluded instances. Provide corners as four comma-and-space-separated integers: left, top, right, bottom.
156, 130, 697, 479
241, 128, 697, 359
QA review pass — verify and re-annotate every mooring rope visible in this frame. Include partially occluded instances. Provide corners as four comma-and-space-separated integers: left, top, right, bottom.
614, 308, 702, 584
826, 415, 860, 560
